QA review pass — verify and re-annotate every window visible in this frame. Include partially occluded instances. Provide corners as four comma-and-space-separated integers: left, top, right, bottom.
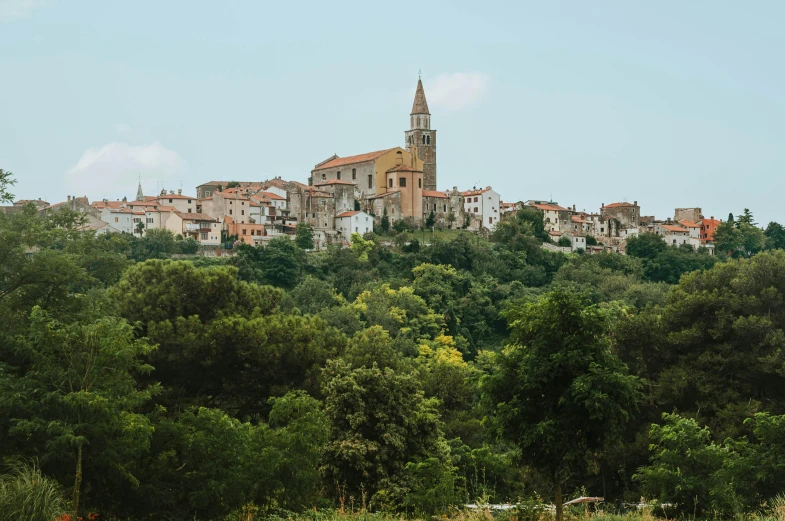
426, 135, 431, 145
352, 168, 356, 180
205, 191, 211, 197
368, 175, 373, 189
146, 217, 153, 223
389, 179, 393, 188
418, 178, 421, 188
474, 197, 478, 202
187, 208, 192, 213
355, 227, 358, 232
114, 217, 119, 223
241, 210, 244, 215
201, 233, 207, 240
188, 199, 192, 203
242, 229, 247, 235
443, 204, 446, 212
391, 208, 395, 214
474, 207, 478, 213
489, 217, 492, 224
422, 134, 426, 145
337, 171, 341, 180
399, 177, 407, 187
321, 173, 326, 180
168, 198, 173, 203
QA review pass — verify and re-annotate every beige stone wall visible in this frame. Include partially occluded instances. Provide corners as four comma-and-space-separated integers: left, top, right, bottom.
675, 207, 702, 222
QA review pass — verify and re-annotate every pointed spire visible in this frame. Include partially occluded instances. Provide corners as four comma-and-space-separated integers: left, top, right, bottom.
136, 175, 144, 201
411, 78, 430, 115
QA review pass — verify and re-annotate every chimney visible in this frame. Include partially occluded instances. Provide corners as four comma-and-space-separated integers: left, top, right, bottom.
573, 204, 576, 212
602, 202, 604, 208
67, 195, 71, 201
169, 190, 174, 195
634, 200, 637, 206
177, 189, 182, 195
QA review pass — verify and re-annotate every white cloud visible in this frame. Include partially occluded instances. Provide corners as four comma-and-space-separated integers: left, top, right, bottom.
426, 72, 489, 111
0, 0, 44, 22
115, 123, 132, 134
65, 142, 187, 200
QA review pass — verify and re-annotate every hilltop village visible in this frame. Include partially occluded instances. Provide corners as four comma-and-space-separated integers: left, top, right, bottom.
6, 79, 723, 254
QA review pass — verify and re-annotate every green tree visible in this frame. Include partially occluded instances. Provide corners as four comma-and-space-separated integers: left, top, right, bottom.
0, 169, 15, 202
261, 236, 304, 287
557, 236, 571, 247
625, 232, 667, 260
321, 359, 449, 509
8, 308, 156, 518
765, 221, 785, 250
392, 218, 410, 234
295, 222, 315, 250
484, 289, 641, 521
380, 207, 390, 234
635, 413, 734, 517
425, 210, 436, 228
350, 231, 374, 261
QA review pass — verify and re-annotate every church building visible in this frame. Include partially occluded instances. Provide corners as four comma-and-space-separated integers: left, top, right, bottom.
306, 78, 440, 225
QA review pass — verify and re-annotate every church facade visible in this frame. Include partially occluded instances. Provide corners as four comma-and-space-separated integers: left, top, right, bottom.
305, 78, 444, 226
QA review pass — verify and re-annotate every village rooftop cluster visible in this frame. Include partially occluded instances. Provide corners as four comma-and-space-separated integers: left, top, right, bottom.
5, 79, 723, 254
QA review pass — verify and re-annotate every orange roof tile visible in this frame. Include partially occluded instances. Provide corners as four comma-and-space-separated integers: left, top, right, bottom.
604, 202, 636, 208
175, 212, 217, 221
336, 211, 362, 218
422, 190, 448, 199
679, 219, 700, 228
661, 224, 688, 233
312, 148, 396, 171
530, 203, 569, 212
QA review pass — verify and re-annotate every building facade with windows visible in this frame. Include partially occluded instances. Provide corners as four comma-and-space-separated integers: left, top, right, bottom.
335, 210, 373, 242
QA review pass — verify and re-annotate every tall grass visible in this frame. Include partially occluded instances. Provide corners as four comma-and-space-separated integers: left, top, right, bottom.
0, 460, 68, 521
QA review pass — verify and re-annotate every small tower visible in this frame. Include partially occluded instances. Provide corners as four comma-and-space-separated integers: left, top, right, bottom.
405, 77, 437, 191
136, 176, 144, 201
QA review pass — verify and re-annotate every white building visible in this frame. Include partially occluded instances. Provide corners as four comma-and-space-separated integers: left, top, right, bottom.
463, 187, 501, 230
656, 223, 692, 247
525, 201, 571, 233
99, 207, 135, 234
335, 210, 373, 242
678, 220, 702, 249
154, 191, 197, 214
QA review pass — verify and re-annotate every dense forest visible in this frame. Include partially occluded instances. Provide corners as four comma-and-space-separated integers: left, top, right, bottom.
5, 170, 785, 520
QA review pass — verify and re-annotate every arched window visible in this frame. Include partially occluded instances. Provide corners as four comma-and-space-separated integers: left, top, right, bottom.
422, 135, 426, 145
426, 135, 431, 145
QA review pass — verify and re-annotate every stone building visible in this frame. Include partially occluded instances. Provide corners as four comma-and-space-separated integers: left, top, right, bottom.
675, 207, 702, 223
405, 78, 437, 191
600, 201, 640, 229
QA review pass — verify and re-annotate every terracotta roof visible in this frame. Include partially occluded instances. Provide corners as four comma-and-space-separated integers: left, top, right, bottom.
314, 180, 357, 186
571, 216, 585, 223
411, 78, 430, 115
660, 224, 688, 233
175, 212, 217, 221
91, 200, 124, 209
152, 205, 177, 212
336, 211, 361, 218
259, 191, 285, 200
462, 189, 489, 196
604, 202, 636, 208
549, 230, 564, 236
422, 190, 448, 199
530, 203, 568, 212
312, 148, 396, 171
386, 164, 422, 173
679, 219, 700, 228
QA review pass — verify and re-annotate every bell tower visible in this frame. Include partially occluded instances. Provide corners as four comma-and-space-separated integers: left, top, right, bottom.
405, 77, 437, 191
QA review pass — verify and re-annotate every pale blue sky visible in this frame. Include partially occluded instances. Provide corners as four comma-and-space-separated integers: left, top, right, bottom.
1, 0, 783, 223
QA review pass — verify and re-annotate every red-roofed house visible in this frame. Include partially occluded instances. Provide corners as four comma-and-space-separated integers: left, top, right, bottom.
462, 187, 500, 230
525, 200, 572, 233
